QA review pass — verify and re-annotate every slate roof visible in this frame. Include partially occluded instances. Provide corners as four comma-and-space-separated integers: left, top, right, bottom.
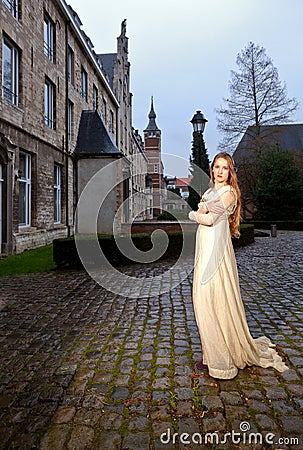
144, 97, 160, 131
97, 53, 117, 88
74, 110, 121, 157
234, 124, 303, 163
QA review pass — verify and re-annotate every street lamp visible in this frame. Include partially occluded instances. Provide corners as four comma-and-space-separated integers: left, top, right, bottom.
188, 110, 210, 204
190, 110, 208, 134
190, 110, 208, 169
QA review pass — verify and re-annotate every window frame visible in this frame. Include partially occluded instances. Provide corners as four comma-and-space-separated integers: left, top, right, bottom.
93, 84, 98, 110
2, 0, 19, 19
54, 164, 61, 224
109, 110, 114, 133
81, 66, 87, 101
67, 99, 73, 141
44, 13, 55, 62
67, 45, 74, 85
44, 77, 56, 129
2, 36, 19, 106
18, 152, 31, 227
102, 98, 107, 121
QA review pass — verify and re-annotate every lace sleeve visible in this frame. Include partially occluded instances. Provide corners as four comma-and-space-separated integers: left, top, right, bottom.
188, 190, 236, 226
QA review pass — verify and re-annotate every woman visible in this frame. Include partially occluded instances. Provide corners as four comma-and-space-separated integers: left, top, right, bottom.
188, 152, 288, 379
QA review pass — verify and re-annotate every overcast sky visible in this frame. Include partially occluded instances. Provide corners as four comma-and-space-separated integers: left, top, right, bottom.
69, 0, 303, 177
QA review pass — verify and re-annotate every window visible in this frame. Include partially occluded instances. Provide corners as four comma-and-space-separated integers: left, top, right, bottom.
125, 127, 128, 149
102, 98, 107, 121
19, 152, 31, 227
44, 78, 55, 129
2, 37, 19, 106
2, 0, 19, 19
93, 84, 98, 110
154, 164, 159, 173
81, 67, 87, 101
54, 164, 61, 223
67, 46, 74, 85
109, 110, 114, 133
44, 14, 55, 62
67, 100, 73, 141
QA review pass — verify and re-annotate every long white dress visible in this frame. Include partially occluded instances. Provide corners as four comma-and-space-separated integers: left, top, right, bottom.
189, 185, 288, 379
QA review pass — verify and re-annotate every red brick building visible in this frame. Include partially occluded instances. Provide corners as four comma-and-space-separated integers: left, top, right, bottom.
143, 98, 165, 217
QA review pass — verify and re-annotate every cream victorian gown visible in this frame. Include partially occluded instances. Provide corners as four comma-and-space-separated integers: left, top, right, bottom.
189, 185, 288, 379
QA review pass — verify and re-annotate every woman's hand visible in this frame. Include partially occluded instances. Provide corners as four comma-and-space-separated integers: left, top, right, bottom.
197, 201, 208, 214
188, 211, 197, 222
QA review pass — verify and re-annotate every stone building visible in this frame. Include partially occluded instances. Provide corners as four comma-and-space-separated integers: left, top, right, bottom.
131, 128, 151, 221
97, 22, 150, 225
0, 0, 148, 253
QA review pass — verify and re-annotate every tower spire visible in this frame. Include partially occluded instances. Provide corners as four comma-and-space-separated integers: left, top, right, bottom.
145, 96, 159, 131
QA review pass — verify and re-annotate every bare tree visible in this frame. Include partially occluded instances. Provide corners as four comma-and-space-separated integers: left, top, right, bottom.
216, 42, 298, 151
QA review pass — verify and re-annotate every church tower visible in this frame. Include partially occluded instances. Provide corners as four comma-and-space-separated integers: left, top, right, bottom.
144, 97, 163, 217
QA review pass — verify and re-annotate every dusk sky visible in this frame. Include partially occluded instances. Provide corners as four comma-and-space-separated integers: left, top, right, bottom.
69, 0, 303, 177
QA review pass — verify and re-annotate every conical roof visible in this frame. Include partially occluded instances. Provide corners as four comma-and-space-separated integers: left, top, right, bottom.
144, 97, 159, 131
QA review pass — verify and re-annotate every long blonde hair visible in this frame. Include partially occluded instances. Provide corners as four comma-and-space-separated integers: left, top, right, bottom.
210, 152, 241, 238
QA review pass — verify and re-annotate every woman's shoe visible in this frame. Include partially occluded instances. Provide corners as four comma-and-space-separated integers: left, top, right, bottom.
196, 360, 208, 371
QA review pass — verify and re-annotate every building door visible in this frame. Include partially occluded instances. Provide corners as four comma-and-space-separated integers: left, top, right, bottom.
0, 163, 2, 253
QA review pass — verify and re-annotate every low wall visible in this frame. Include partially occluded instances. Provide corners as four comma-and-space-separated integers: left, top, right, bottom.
14, 226, 68, 254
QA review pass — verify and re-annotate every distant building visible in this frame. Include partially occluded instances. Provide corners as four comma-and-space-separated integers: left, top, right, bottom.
165, 176, 190, 197
176, 177, 190, 199
131, 128, 151, 220
143, 98, 166, 218
163, 176, 191, 212
233, 124, 303, 218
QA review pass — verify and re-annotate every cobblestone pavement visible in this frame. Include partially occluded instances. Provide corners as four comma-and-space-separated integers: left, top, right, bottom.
0, 231, 303, 450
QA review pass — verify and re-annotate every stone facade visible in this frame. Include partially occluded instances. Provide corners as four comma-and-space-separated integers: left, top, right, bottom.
0, 0, 148, 254
131, 128, 151, 220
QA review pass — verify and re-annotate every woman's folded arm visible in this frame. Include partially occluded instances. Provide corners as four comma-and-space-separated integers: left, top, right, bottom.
188, 191, 235, 226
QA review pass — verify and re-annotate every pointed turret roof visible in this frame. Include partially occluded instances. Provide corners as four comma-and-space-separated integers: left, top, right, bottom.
74, 110, 122, 157
144, 97, 160, 131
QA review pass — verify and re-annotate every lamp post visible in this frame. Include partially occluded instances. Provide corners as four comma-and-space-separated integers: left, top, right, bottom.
190, 110, 208, 134
190, 110, 208, 171
188, 110, 210, 209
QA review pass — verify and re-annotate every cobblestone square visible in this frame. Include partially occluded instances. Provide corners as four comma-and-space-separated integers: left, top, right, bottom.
0, 231, 302, 449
